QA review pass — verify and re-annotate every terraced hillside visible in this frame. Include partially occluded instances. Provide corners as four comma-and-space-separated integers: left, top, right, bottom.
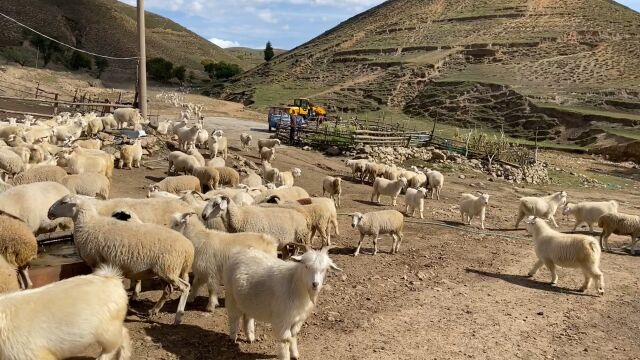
0, 0, 245, 82
226, 47, 287, 69
223, 0, 640, 145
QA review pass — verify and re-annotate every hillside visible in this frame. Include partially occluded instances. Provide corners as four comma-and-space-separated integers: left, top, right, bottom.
226, 47, 287, 69
0, 0, 246, 83
222, 0, 640, 145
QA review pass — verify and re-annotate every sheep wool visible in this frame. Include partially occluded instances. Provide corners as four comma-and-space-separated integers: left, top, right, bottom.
11, 165, 67, 186
598, 212, 640, 253
459, 192, 490, 229
562, 200, 618, 233
352, 210, 404, 256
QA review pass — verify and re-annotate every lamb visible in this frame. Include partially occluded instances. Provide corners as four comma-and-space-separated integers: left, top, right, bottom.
118, 139, 143, 169
170, 212, 278, 312
190, 166, 220, 192
525, 216, 604, 295
262, 161, 280, 183
176, 124, 202, 151
364, 162, 385, 183
10, 165, 67, 185
408, 171, 427, 189
208, 130, 229, 159
195, 128, 209, 149
155, 120, 173, 135
598, 212, 640, 253
48, 195, 194, 324
0, 148, 25, 177
52, 119, 86, 144
275, 167, 301, 188
404, 187, 429, 219
351, 210, 405, 256
257, 138, 281, 152
217, 166, 240, 187
459, 192, 490, 229
85, 115, 104, 137
223, 245, 340, 360
0, 256, 20, 294
168, 151, 200, 175
206, 157, 226, 168
0, 211, 37, 289
0, 266, 131, 359
240, 133, 252, 150
100, 114, 117, 130
0, 182, 70, 234
73, 138, 102, 150
322, 176, 342, 207
562, 200, 618, 233
149, 175, 201, 194
61, 173, 111, 199
424, 170, 444, 200
371, 177, 408, 206
515, 191, 567, 229
260, 147, 276, 163
345, 159, 368, 182
113, 107, 144, 129
63, 147, 114, 180
202, 195, 310, 250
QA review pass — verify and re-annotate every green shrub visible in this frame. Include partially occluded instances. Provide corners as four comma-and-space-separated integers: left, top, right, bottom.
147, 57, 174, 81
67, 51, 92, 70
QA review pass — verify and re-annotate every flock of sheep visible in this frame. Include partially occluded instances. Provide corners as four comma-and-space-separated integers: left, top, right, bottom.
0, 97, 639, 359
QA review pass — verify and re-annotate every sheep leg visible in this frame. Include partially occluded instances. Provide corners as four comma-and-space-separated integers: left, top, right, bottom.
228, 310, 242, 342
467, 215, 473, 226
149, 283, 173, 317
600, 233, 608, 252
354, 234, 365, 256
290, 321, 304, 360
395, 232, 404, 253
527, 259, 544, 277
96, 324, 128, 360
372, 236, 379, 256
515, 210, 525, 229
174, 277, 191, 325
337, 194, 341, 208
392, 196, 398, 207
243, 315, 255, 343
390, 234, 398, 254
276, 328, 293, 360
419, 202, 424, 219
130, 280, 142, 301
19, 267, 32, 289
545, 261, 558, 285
629, 236, 639, 255
579, 269, 592, 292
549, 215, 559, 228
206, 279, 221, 312
572, 221, 579, 233
187, 274, 205, 304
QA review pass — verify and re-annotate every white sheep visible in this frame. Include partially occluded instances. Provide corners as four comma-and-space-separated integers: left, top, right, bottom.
208, 131, 228, 159
149, 175, 201, 194
371, 177, 407, 206
322, 176, 342, 208
525, 216, 604, 295
156, 120, 173, 135
118, 139, 143, 169
113, 107, 144, 129
345, 159, 368, 182
257, 138, 280, 152
562, 200, 618, 233
202, 195, 310, 251
241, 171, 263, 188
168, 151, 200, 175
147, 188, 181, 199
186, 146, 206, 166
0, 266, 131, 360
598, 212, 640, 253
170, 212, 278, 312
61, 173, 111, 199
260, 147, 276, 163
459, 192, 490, 229
405, 187, 429, 219
364, 162, 385, 183
262, 161, 280, 183
176, 124, 202, 151
424, 170, 444, 200
515, 191, 567, 229
195, 128, 209, 149
86, 116, 104, 137
240, 133, 252, 150
73, 138, 102, 150
63, 147, 114, 180
351, 210, 404, 256
48, 195, 194, 324
87, 197, 195, 227
100, 114, 117, 130
0, 148, 25, 178
223, 245, 341, 360
52, 118, 86, 144
0, 181, 70, 234
275, 168, 301, 188
11, 165, 67, 186
206, 157, 226, 168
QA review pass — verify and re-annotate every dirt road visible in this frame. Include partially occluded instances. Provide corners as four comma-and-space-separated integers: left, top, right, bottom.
96, 117, 640, 360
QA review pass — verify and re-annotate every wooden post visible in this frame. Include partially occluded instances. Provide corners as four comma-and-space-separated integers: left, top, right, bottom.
117, 92, 122, 104
35, 83, 40, 99
53, 93, 59, 115
137, 0, 148, 121
72, 89, 78, 103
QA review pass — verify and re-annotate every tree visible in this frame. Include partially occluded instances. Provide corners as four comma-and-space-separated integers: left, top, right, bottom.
29, 34, 61, 67
1, 47, 35, 66
172, 65, 186, 83
94, 57, 109, 78
264, 41, 274, 62
147, 57, 174, 82
67, 51, 92, 70
188, 70, 195, 83
202, 60, 242, 80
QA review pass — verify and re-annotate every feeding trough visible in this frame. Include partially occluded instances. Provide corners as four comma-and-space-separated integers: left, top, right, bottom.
32, 232, 90, 288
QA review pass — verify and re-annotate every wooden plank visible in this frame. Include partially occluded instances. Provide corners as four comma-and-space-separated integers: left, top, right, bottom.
0, 95, 132, 108
0, 108, 52, 117
354, 135, 408, 141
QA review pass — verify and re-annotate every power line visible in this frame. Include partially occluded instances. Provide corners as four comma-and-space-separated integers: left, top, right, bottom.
0, 11, 139, 60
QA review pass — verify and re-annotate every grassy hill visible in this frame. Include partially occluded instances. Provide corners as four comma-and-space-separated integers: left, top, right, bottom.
0, 0, 246, 82
222, 0, 640, 146
226, 47, 287, 69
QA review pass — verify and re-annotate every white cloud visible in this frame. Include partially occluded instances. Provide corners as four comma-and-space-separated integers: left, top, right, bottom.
257, 10, 278, 23
209, 37, 241, 48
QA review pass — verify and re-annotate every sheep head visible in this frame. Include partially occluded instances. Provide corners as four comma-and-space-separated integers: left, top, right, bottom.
291, 246, 342, 304
333, 177, 342, 187
479, 193, 490, 205
48, 194, 83, 220
292, 168, 302, 177
202, 195, 230, 221
169, 212, 197, 232
351, 212, 364, 228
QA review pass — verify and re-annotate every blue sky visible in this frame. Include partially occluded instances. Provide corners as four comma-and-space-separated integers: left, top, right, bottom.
119, 0, 640, 50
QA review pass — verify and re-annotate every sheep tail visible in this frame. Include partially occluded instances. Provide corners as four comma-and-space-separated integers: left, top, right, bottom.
93, 264, 124, 280
611, 200, 619, 213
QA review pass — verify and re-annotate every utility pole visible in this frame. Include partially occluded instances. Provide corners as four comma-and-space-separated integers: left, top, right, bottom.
137, 0, 148, 121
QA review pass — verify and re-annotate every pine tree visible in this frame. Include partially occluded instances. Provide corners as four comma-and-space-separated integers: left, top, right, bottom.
264, 41, 275, 62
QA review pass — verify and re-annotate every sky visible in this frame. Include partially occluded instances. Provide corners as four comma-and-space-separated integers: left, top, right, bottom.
119, 0, 640, 50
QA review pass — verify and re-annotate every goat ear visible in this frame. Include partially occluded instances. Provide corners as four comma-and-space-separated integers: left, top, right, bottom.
329, 261, 343, 272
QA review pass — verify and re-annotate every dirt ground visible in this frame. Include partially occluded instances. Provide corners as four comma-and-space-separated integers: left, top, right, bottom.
80, 114, 640, 360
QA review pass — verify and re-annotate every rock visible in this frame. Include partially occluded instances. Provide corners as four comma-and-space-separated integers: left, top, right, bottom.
326, 146, 341, 156
459, 174, 466, 179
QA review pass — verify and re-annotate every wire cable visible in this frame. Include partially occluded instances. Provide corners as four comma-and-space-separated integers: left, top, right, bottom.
0, 11, 139, 60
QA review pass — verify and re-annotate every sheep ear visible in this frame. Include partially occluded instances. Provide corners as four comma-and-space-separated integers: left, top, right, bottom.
219, 199, 228, 210
291, 255, 303, 262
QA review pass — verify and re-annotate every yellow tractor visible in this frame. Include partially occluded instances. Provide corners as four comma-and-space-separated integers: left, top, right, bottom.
288, 98, 327, 119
